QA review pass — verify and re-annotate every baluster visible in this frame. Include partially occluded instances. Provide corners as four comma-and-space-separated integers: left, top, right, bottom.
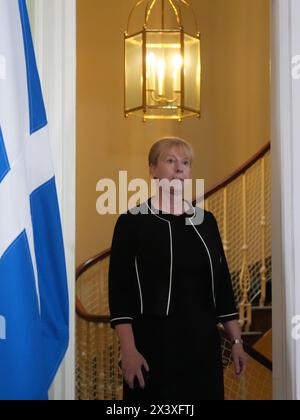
259, 157, 267, 307
223, 187, 229, 258
239, 174, 252, 332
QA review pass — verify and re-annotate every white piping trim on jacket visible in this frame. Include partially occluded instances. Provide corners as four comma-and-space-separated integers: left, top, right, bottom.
135, 257, 144, 314
166, 223, 173, 315
146, 199, 196, 220
189, 219, 217, 308
146, 202, 174, 315
218, 312, 238, 319
111, 317, 134, 322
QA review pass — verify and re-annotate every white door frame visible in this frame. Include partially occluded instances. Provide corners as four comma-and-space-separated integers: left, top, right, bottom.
27, 0, 76, 400
271, 0, 300, 401
27, 0, 300, 401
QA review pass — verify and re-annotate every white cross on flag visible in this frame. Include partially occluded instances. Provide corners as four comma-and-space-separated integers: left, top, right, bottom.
0, 0, 69, 400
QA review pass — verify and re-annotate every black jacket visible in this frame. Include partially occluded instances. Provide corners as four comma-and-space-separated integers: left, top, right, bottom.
108, 198, 238, 328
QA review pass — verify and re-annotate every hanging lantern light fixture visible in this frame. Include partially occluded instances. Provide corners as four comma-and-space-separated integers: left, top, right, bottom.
124, 0, 201, 121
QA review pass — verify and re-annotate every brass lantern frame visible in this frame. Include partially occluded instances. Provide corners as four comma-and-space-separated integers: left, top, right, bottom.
124, 0, 201, 121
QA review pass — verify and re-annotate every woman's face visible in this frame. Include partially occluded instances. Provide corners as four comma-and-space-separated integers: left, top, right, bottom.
150, 146, 192, 188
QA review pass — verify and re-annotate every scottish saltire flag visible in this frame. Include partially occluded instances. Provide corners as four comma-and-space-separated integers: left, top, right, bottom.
0, 0, 69, 400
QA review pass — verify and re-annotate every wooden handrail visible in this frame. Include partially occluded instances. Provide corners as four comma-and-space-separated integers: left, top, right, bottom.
205, 143, 270, 199
76, 249, 111, 278
75, 297, 110, 323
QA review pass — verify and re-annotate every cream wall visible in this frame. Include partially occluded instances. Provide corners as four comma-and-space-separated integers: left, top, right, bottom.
77, 0, 270, 266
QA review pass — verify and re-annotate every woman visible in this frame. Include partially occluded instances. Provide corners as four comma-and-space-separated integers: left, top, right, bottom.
109, 138, 247, 401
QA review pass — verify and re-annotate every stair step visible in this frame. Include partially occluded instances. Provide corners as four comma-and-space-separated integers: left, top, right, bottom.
250, 306, 272, 336
253, 330, 272, 362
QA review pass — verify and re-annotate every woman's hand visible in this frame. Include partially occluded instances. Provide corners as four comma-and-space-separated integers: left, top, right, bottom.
231, 344, 247, 377
222, 320, 247, 378
120, 348, 150, 390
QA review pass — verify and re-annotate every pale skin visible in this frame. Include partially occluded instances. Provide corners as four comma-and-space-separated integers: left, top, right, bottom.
116, 146, 247, 390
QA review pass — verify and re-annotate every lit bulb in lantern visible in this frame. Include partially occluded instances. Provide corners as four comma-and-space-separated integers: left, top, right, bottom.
147, 52, 156, 91
157, 59, 165, 96
172, 54, 183, 92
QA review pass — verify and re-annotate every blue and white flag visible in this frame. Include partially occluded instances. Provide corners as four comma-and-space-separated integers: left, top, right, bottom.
0, 0, 69, 400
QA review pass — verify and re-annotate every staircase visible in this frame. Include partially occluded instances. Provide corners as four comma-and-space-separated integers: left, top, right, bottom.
76, 142, 272, 400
